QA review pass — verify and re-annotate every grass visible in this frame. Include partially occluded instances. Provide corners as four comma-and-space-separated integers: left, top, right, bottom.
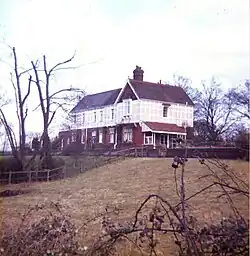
0, 157, 249, 254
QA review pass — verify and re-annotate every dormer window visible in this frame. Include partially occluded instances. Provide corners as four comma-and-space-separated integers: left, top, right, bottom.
163, 103, 170, 117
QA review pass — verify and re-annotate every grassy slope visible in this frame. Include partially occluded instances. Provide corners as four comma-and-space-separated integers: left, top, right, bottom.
1, 158, 249, 254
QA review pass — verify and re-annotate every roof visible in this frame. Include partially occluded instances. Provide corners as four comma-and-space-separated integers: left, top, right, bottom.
144, 122, 186, 134
71, 88, 121, 112
129, 79, 194, 106
71, 78, 194, 112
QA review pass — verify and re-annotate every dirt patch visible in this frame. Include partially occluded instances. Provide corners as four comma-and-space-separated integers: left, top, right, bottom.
0, 189, 30, 197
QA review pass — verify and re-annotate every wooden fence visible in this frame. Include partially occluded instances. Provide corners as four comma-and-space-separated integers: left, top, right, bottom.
0, 166, 65, 184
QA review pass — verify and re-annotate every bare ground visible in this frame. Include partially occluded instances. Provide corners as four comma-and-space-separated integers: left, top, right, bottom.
0, 157, 249, 255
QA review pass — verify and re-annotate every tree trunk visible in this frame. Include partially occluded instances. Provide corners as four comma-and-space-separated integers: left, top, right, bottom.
40, 131, 53, 169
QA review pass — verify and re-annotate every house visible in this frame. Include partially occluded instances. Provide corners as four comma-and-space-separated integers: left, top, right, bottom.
59, 66, 194, 151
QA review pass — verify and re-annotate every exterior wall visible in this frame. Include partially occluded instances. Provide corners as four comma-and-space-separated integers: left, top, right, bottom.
60, 123, 144, 151
69, 98, 193, 131
133, 125, 144, 145
139, 99, 193, 127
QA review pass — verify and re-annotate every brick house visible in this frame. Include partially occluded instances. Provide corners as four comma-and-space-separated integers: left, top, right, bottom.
59, 66, 194, 151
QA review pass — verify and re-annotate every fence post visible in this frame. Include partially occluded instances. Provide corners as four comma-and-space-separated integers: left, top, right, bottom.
62, 165, 66, 178
8, 171, 12, 184
47, 169, 50, 182
28, 171, 31, 183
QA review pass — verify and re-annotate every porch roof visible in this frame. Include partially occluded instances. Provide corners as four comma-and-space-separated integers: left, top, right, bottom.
143, 122, 186, 134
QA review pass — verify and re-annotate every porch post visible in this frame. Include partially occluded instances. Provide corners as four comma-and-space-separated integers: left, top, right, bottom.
167, 134, 170, 148
153, 133, 156, 149
114, 126, 118, 149
85, 128, 88, 149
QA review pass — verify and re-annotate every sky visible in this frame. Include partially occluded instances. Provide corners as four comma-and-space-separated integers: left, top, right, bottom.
0, 0, 249, 139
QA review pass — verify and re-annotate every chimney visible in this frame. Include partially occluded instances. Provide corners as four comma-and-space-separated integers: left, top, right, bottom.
133, 66, 144, 81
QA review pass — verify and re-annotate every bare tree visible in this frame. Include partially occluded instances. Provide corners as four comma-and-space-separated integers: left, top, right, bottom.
0, 47, 33, 170
226, 79, 250, 120
172, 73, 201, 103
31, 54, 85, 168
195, 77, 236, 142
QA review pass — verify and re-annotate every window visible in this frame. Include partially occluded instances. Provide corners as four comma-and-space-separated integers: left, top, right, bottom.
92, 130, 97, 144
94, 112, 97, 122
111, 109, 114, 120
81, 132, 85, 144
124, 100, 131, 115
123, 127, 133, 142
144, 132, 153, 144
160, 135, 165, 144
109, 128, 115, 143
67, 138, 70, 145
72, 114, 77, 123
82, 113, 85, 124
163, 105, 169, 117
61, 139, 64, 150
72, 131, 77, 142
100, 111, 103, 122
99, 129, 103, 143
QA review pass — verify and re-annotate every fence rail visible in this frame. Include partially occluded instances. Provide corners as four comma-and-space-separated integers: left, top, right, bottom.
0, 166, 65, 184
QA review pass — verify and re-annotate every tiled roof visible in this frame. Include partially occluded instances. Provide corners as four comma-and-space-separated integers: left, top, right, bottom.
129, 79, 194, 106
71, 78, 193, 112
71, 88, 121, 112
144, 122, 186, 133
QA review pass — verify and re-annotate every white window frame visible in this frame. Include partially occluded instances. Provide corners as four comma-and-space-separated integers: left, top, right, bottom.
163, 104, 169, 117
72, 131, 77, 143
61, 138, 64, 150
111, 109, 114, 120
81, 133, 85, 144
145, 136, 153, 144
94, 112, 97, 122
92, 130, 97, 144
123, 127, 133, 143
160, 135, 166, 144
72, 114, 77, 123
123, 99, 132, 116
99, 129, 103, 143
144, 132, 153, 145
100, 111, 103, 122
82, 113, 85, 125
109, 128, 115, 143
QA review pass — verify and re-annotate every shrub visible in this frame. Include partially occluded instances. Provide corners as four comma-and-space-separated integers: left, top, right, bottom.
0, 156, 22, 174
0, 203, 84, 256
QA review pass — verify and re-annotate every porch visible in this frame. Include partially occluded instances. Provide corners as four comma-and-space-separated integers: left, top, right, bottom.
143, 132, 186, 148
142, 122, 187, 149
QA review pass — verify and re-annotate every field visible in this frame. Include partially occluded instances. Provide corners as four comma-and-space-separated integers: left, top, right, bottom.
0, 157, 249, 254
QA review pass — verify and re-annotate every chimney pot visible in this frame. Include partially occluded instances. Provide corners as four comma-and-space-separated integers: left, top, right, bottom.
133, 65, 144, 81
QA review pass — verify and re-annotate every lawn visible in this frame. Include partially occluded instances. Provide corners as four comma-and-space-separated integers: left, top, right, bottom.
0, 157, 249, 255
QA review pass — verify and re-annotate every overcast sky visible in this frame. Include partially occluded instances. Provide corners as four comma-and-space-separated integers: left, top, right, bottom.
0, 0, 249, 137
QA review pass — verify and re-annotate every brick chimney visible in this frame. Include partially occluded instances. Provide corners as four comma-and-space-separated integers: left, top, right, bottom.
133, 66, 144, 81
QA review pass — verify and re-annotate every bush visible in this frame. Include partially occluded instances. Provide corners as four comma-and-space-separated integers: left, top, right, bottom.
0, 156, 22, 174
61, 143, 85, 156
0, 203, 84, 256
